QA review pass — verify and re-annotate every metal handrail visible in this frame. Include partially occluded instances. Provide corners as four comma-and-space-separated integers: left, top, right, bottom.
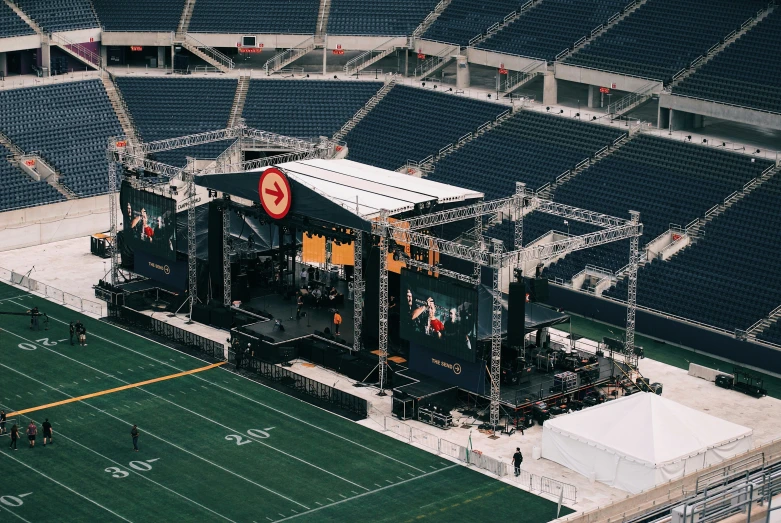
263, 36, 313, 75
182, 33, 234, 70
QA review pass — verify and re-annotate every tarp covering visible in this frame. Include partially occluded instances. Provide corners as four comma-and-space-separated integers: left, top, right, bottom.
541, 393, 754, 493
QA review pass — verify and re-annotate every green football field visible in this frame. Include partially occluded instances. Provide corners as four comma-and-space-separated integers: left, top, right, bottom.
0, 281, 569, 523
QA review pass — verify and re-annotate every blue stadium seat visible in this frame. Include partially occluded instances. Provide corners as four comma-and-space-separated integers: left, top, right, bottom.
92, 0, 186, 32
564, 0, 767, 82
0, 144, 65, 211
327, 0, 440, 36
14, 0, 98, 32
428, 110, 626, 198
422, 0, 519, 47
476, 0, 626, 62
189, 0, 319, 34
606, 175, 781, 331
116, 77, 237, 167
0, 2, 35, 38
242, 79, 382, 140
672, 9, 781, 114
0, 80, 122, 197
343, 85, 508, 171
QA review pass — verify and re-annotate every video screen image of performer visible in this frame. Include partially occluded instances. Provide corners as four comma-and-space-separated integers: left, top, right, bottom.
400, 269, 477, 362
119, 180, 177, 260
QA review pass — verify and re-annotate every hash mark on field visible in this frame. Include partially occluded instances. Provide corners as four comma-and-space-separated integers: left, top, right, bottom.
290, 509, 298, 513
179, 391, 186, 395
338, 494, 347, 499
16, 394, 22, 398
127, 368, 133, 372
315, 502, 322, 506
429, 465, 437, 470
169, 394, 175, 398
385, 479, 393, 484
83, 379, 90, 382
397, 476, 405, 480
66, 419, 72, 422
278, 514, 285, 518
135, 402, 143, 406
57, 339, 67, 342
42, 388, 47, 393
408, 473, 416, 477
351, 491, 359, 495
191, 388, 198, 392
267, 518, 274, 522
326, 498, 335, 503
374, 483, 382, 488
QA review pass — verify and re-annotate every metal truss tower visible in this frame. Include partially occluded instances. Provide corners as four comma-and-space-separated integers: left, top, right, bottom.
514, 182, 525, 251
107, 149, 120, 285
625, 210, 641, 364
490, 239, 503, 431
352, 232, 364, 352
222, 196, 232, 307
377, 211, 389, 396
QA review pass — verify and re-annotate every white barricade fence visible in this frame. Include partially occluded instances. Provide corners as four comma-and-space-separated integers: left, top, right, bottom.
45, 285, 64, 303
440, 439, 468, 462
1, 266, 105, 316
385, 416, 413, 441
467, 450, 508, 477
410, 426, 440, 453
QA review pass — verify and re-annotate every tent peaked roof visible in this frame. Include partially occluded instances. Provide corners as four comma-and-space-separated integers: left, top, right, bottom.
544, 393, 752, 467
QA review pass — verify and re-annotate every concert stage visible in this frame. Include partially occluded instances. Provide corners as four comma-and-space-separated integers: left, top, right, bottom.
241, 280, 354, 347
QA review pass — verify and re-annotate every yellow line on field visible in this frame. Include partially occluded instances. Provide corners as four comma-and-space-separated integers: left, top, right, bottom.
8, 361, 226, 416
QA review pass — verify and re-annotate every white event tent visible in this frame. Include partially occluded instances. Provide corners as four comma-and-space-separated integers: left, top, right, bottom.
541, 392, 753, 493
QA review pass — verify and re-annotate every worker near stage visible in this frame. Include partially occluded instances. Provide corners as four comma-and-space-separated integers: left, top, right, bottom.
69, 321, 76, 346
512, 447, 524, 477
296, 293, 304, 320
333, 310, 342, 337
0, 410, 6, 435
28, 306, 40, 331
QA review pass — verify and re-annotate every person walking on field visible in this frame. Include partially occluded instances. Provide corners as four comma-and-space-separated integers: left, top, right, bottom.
130, 424, 139, 452
42, 418, 53, 446
0, 409, 6, 435
9, 424, 19, 450
69, 321, 75, 346
512, 447, 524, 477
26, 421, 37, 449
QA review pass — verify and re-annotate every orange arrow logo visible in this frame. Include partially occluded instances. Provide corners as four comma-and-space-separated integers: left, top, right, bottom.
265, 181, 284, 205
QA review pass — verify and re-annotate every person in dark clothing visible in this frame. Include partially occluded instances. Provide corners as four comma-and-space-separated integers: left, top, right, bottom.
512, 447, 524, 477
69, 321, 75, 346
76, 321, 87, 346
296, 294, 304, 320
0, 410, 6, 435
28, 306, 40, 331
42, 419, 53, 446
9, 424, 19, 450
130, 425, 139, 452
26, 421, 37, 448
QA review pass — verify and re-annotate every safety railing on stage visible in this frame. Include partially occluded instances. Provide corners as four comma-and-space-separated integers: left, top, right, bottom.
231, 350, 369, 418
116, 306, 226, 361
382, 415, 577, 502
0, 266, 107, 317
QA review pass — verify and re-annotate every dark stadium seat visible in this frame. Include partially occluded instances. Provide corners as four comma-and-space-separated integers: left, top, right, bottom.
758, 321, 781, 346
92, 0, 186, 32
421, 0, 519, 47
242, 79, 383, 140
672, 9, 781, 114
606, 175, 781, 331
14, 0, 98, 32
342, 85, 508, 171
0, 80, 122, 197
564, 0, 767, 83
0, 2, 35, 38
538, 135, 774, 282
0, 144, 65, 211
189, 0, 319, 34
476, 0, 626, 62
327, 0, 440, 36
116, 77, 238, 167
427, 110, 626, 197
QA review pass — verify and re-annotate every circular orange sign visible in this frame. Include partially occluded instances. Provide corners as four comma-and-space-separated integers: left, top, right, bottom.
259, 167, 292, 220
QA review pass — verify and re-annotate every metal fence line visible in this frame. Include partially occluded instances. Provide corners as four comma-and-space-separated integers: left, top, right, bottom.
382, 416, 576, 502
0, 266, 106, 317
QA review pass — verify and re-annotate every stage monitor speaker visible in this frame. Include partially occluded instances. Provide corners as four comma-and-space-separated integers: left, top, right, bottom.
192, 303, 211, 324
507, 281, 526, 346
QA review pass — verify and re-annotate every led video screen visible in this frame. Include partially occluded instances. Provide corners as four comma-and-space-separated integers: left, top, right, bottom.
120, 180, 177, 261
400, 269, 478, 362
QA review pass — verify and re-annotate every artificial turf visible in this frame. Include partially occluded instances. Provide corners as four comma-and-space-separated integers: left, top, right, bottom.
0, 282, 568, 522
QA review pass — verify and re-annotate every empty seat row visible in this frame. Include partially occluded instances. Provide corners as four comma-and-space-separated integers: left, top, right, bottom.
242, 79, 383, 140
672, 9, 781, 114
0, 2, 35, 38
116, 77, 238, 167
477, 0, 627, 62
189, 0, 320, 34
327, 0, 440, 36
14, 0, 98, 32
427, 110, 626, 198
0, 144, 65, 211
92, 0, 186, 32
343, 85, 508, 171
422, 0, 521, 46
0, 80, 122, 198
564, 0, 768, 83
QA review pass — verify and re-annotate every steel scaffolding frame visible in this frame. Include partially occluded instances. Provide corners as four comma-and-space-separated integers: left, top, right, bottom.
222, 197, 232, 307
353, 232, 364, 352
107, 127, 325, 321
371, 194, 642, 430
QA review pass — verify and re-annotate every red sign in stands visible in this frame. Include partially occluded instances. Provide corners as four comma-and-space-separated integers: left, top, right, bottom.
259, 167, 292, 220
417, 53, 426, 59
611, 83, 617, 89
115, 140, 128, 148
499, 63, 508, 74
24, 159, 36, 167
239, 47, 262, 54
130, 46, 143, 52
599, 86, 610, 94
332, 44, 345, 55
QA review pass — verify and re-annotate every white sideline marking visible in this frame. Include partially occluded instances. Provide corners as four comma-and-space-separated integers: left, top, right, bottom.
8, 301, 429, 473
0, 450, 133, 522
0, 503, 31, 522
274, 465, 459, 522
0, 329, 368, 493
0, 359, 310, 511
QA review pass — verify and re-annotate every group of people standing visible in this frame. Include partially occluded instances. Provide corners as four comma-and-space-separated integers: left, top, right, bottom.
5, 417, 53, 450
69, 320, 87, 346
